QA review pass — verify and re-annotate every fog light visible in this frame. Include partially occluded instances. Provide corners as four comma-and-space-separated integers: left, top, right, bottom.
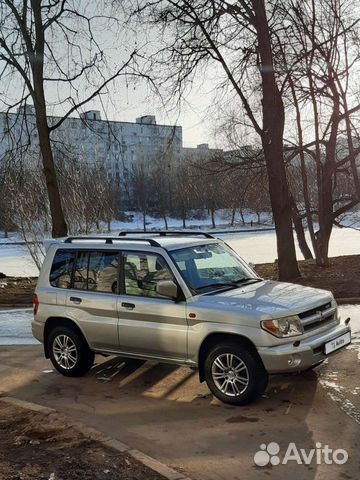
287, 355, 301, 367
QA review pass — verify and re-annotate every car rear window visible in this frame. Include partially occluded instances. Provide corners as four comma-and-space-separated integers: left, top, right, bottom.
73, 251, 119, 293
50, 249, 120, 292
50, 249, 76, 288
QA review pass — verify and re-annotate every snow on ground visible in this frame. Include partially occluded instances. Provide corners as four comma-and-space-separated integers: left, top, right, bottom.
221, 226, 360, 264
0, 244, 39, 277
109, 210, 274, 232
0, 308, 39, 345
0, 214, 359, 277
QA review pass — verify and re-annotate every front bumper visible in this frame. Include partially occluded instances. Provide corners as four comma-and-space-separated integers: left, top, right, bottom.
257, 323, 351, 374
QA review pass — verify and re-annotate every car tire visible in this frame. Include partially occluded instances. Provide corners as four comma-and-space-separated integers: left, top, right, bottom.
48, 326, 95, 377
204, 341, 268, 405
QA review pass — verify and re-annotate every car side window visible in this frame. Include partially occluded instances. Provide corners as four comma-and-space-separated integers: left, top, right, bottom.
123, 252, 174, 298
50, 250, 76, 288
73, 251, 89, 290
73, 250, 119, 293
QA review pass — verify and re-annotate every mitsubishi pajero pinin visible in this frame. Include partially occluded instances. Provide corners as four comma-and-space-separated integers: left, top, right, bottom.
32, 232, 351, 405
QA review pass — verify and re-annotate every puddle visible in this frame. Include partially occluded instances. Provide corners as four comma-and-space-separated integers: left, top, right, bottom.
317, 305, 360, 424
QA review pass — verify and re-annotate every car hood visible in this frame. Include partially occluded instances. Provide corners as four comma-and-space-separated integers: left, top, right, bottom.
195, 280, 333, 318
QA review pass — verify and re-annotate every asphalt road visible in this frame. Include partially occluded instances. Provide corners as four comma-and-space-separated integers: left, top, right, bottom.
0, 306, 359, 480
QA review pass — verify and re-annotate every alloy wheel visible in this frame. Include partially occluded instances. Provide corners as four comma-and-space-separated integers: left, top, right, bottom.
211, 353, 249, 397
53, 334, 78, 370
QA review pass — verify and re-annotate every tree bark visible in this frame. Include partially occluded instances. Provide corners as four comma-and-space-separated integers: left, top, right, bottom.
230, 208, 236, 226
239, 209, 245, 225
30, 0, 68, 238
290, 197, 313, 260
289, 78, 318, 259
211, 209, 216, 228
182, 214, 186, 229
143, 211, 146, 231
252, 0, 300, 280
163, 215, 168, 230
34, 108, 68, 237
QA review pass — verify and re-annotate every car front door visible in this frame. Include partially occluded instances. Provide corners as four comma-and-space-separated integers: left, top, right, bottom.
65, 249, 121, 351
118, 250, 188, 361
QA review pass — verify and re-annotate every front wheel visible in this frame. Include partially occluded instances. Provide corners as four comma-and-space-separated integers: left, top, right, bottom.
204, 342, 268, 405
48, 326, 95, 377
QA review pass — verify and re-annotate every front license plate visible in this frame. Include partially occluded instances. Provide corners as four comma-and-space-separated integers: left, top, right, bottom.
324, 332, 351, 355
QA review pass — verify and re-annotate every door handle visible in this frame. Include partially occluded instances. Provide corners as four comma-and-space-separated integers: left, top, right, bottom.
69, 296, 82, 304
121, 302, 135, 310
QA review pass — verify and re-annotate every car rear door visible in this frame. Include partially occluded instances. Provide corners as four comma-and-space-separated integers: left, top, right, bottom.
117, 250, 188, 361
65, 249, 121, 351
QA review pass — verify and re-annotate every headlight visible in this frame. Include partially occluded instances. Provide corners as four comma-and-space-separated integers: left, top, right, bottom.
261, 316, 303, 338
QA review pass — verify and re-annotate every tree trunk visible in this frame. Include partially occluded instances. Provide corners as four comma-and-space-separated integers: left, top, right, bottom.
230, 208, 236, 226
289, 78, 318, 260
252, 0, 299, 280
290, 198, 313, 260
256, 212, 261, 225
163, 215, 168, 230
211, 209, 216, 228
239, 209, 245, 225
107, 220, 111, 233
35, 111, 68, 237
182, 210, 186, 228
143, 211, 146, 231
315, 75, 340, 266
315, 164, 334, 266
30, 1, 68, 238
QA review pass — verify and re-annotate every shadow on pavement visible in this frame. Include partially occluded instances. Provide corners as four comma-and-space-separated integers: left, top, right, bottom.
1, 347, 358, 480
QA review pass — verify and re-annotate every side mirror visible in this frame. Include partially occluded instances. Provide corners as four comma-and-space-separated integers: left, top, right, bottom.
156, 280, 178, 299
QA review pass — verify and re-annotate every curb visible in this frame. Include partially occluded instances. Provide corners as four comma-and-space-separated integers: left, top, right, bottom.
0, 395, 192, 480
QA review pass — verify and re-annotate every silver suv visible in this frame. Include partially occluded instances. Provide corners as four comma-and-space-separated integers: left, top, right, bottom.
32, 232, 351, 405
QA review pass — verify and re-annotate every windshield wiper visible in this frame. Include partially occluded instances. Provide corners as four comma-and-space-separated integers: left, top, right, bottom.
197, 278, 263, 294
233, 277, 262, 285
196, 282, 239, 293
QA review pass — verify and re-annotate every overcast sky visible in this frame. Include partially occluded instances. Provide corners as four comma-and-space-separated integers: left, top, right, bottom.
0, 1, 220, 150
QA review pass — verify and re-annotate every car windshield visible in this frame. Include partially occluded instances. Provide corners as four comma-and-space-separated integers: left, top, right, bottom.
170, 242, 259, 294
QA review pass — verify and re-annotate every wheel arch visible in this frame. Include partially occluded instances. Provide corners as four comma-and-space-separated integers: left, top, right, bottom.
43, 317, 89, 358
197, 332, 261, 383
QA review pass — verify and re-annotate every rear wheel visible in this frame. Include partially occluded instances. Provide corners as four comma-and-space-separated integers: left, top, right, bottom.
48, 326, 94, 377
204, 342, 268, 405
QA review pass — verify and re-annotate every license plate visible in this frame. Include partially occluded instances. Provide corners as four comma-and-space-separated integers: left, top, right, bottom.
324, 332, 351, 355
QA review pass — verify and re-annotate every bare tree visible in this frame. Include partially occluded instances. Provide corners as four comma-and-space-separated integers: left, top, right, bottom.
173, 161, 197, 228
0, 1, 140, 237
150, 147, 176, 229
132, 163, 152, 231
132, 0, 299, 279
279, 0, 360, 265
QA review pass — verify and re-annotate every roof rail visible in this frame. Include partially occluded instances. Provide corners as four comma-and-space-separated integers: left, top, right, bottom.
63, 236, 161, 247
118, 230, 215, 239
